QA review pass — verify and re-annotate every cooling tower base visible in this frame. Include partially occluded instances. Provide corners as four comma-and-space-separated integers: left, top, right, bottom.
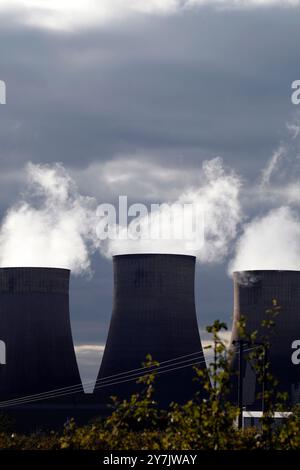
230, 270, 300, 409
96, 366, 205, 408
0, 268, 83, 403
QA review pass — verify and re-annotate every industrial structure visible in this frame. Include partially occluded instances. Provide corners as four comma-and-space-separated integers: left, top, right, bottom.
3, 263, 300, 429
230, 270, 300, 408
95, 254, 207, 406
0, 267, 82, 404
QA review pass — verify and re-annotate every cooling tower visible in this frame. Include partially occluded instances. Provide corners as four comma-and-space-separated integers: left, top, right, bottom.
230, 270, 300, 407
96, 254, 207, 406
0, 267, 82, 403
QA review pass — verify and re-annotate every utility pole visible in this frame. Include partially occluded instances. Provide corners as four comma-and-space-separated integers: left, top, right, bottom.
262, 346, 266, 413
213, 339, 222, 391
233, 339, 248, 429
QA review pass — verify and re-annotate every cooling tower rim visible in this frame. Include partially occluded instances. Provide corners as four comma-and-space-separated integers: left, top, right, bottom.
233, 269, 300, 274
0, 266, 70, 273
113, 253, 196, 260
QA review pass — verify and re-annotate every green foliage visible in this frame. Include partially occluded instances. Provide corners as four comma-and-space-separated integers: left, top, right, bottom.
0, 429, 59, 450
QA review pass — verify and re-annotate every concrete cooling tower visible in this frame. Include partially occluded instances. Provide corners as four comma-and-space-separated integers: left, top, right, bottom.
96, 254, 207, 406
0, 267, 82, 404
230, 270, 300, 408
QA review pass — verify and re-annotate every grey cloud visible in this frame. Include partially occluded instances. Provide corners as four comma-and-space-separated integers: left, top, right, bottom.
0, 8, 299, 179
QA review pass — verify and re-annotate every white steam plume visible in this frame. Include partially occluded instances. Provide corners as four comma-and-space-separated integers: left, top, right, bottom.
259, 145, 286, 190
103, 157, 242, 263
0, 158, 242, 271
0, 162, 97, 274
229, 206, 300, 272
230, 113, 300, 273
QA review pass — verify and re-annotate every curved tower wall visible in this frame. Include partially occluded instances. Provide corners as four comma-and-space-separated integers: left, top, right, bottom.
96, 254, 207, 405
230, 270, 300, 407
0, 267, 82, 402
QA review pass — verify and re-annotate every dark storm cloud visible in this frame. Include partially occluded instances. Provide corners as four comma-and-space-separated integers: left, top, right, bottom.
0, 7, 299, 177
0, 5, 300, 380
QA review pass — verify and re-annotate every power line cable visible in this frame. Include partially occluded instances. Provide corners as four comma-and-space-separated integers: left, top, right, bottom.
0, 351, 210, 407
0, 349, 210, 405
0, 345, 259, 408
0, 355, 211, 408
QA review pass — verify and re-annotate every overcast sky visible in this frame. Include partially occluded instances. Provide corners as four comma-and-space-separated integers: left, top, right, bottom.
0, 0, 300, 385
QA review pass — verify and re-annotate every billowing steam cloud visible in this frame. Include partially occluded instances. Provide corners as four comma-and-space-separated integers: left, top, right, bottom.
103, 157, 242, 263
4, 114, 300, 276
0, 163, 97, 274
0, 158, 242, 272
229, 206, 300, 272
229, 113, 300, 273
